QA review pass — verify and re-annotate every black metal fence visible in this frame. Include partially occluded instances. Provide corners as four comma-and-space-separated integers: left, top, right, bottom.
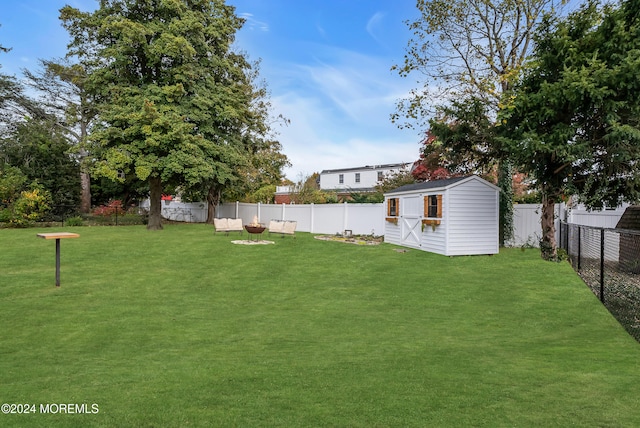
42, 205, 148, 226
559, 221, 640, 341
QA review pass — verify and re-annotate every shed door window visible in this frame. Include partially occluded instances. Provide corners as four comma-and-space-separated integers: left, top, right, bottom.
388, 198, 399, 217
424, 195, 442, 218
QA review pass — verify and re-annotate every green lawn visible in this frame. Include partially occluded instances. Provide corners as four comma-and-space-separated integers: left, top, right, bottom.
1, 224, 639, 427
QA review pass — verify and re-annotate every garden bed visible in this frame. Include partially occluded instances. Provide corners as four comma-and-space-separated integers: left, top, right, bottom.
314, 234, 383, 245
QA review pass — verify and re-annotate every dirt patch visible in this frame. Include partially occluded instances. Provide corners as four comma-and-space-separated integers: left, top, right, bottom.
231, 240, 275, 245
314, 235, 383, 246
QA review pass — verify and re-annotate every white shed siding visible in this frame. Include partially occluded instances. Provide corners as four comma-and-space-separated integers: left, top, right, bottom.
446, 180, 499, 255
420, 224, 447, 253
384, 220, 402, 245
419, 192, 447, 254
384, 176, 499, 256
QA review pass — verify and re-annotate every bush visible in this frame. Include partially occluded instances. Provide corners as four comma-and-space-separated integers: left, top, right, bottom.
0, 208, 11, 223
8, 186, 52, 227
65, 216, 85, 227
93, 200, 124, 216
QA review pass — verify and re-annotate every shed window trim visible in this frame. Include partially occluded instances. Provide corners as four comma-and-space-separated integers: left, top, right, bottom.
424, 194, 442, 219
387, 198, 399, 217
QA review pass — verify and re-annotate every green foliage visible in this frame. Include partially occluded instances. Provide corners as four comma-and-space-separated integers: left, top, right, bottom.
246, 184, 277, 204
514, 192, 542, 204
347, 192, 384, 203
394, 0, 557, 247
23, 58, 99, 213
0, 166, 27, 205
0, 118, 81, 210
374, 169, 416, 194
7, 184, 52, 227
502, 0, 640, 208
60, 0, 278, 228
497, 161, 514, 244
287, 173, 338, 204
500, 0, 640, 255
393, 0, 558, 129
65, 216, 84, 226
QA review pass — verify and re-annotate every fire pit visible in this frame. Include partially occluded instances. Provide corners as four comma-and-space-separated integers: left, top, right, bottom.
244, 216, 266, 241
244, 225, 266, 234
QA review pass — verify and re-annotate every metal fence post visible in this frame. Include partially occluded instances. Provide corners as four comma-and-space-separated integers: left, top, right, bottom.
600, 228, 605, 303
577, 225, 581, 270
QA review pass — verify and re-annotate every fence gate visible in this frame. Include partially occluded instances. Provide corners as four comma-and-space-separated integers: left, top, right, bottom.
401, 196, 422, 248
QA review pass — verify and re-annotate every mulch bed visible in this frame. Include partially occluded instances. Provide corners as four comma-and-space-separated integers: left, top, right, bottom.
314, 235, 383, 246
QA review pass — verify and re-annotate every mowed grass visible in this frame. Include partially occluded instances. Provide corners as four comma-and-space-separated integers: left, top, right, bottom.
1, 224, 639, 427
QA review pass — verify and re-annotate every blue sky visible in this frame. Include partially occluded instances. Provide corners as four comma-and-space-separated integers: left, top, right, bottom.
0, 0, 422, 180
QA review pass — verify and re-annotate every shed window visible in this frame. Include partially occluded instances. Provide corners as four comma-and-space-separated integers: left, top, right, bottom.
425, 195, 442, 218
388, 198, 399, 217
339, 174, 344, 184
355, 173, 360, 183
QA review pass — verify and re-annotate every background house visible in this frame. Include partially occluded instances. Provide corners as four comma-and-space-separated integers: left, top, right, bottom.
319, 163, 409, 199
383, 175, 499, 256
274, 163, 409, 203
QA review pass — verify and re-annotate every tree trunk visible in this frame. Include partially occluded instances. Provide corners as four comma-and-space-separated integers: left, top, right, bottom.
80, 170, 91, 213
540, 193, 557, 261
147, 176, 164, 230
206, 185, 221, 224
79, 119, 91, 213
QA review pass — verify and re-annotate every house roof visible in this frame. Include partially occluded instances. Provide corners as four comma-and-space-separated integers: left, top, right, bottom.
384, 175, 499, 195
616, 206, 640, 230
320, 163, 408, 174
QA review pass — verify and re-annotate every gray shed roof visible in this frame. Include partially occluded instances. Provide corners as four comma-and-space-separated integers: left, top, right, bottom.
616, 206, 640, 230
385, 176, 471, 195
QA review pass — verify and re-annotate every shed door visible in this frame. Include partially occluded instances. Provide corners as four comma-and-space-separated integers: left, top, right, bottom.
401, 196, 422, 248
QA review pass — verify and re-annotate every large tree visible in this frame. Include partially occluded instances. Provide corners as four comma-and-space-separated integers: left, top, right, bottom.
23, 59, 98, 213
394, 0, 562, 244
194, 58, 290, 221
0, 117, 81, 213
394, 0, 562, 122
500, 0, 640, 259
60, 0, 267, 229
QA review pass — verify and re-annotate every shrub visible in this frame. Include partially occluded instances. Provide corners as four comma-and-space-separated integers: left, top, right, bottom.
9, 186, 52, 227
0, 208, 11, 223
93, 200, 124, 216
65, 216, 85, 226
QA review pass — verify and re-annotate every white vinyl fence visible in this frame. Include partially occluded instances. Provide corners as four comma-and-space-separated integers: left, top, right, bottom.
155, 200, 629, 246
508, 204, 627, 247
216, 202, 386, 236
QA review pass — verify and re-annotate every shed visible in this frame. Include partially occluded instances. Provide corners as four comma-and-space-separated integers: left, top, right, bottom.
383, 175, 499, 256
615, 205, 640, 273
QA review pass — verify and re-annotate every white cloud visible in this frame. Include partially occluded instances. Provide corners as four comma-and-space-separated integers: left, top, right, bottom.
270, 71, 420, 181
240, 13, 269, 32
366, 12, 386, 43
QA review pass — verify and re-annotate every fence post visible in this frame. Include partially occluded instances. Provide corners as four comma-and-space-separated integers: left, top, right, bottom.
343, 202, 348, 234
577, 226, 581, 270
600, 228, 605, 303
